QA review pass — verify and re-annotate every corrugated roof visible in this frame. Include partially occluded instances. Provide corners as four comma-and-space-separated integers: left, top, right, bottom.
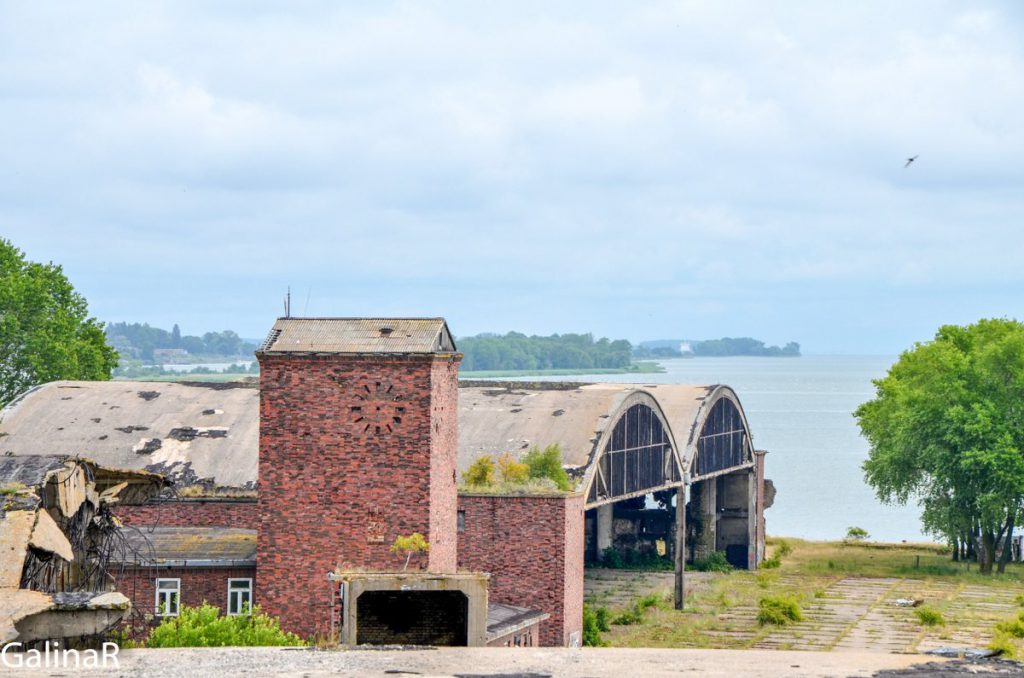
258, 317, 457, 355
486, 602, 549, 640
114, 527, 256, 566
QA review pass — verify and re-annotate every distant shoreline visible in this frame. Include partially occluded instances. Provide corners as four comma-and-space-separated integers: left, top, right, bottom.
459, 361, 665, 378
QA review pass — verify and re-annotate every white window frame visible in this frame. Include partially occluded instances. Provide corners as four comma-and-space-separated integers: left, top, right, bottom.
227, 578, 253, 616
155, 578, 181, 617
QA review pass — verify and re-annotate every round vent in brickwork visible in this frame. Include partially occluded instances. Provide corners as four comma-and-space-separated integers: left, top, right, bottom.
350, 380, 406, 435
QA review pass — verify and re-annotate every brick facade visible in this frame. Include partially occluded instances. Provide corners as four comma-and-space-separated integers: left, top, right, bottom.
457, 493, 584, 647
257, 352, 460, 638
116, 566, 256, 622
115, 499, 258, 529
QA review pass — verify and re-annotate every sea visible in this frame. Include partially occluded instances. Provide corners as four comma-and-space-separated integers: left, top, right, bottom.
501, 355, 930, 543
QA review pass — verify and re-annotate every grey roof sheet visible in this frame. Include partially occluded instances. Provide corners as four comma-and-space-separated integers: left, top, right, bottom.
0, 381, 259, 489
258, 318, 456, 354
114, 527, 256, 566
486, 602, 549, 639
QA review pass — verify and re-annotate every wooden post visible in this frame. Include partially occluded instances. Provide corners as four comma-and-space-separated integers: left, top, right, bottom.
675, 484, 686, 610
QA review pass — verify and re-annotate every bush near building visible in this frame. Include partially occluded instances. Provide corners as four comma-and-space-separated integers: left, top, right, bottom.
146, 604, 304, 647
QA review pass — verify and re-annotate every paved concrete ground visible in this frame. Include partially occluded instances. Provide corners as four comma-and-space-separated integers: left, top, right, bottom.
585, 570, 1024, 653
6, 646, 953, 678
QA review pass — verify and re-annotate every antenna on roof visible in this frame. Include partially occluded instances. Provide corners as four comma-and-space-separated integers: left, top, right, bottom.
284, 287, 291, 318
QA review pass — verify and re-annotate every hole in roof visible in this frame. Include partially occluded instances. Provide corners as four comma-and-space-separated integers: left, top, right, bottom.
379, 327, 394, 336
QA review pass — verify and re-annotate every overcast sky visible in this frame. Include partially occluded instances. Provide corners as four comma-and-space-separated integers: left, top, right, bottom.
2, 2, 1022, 353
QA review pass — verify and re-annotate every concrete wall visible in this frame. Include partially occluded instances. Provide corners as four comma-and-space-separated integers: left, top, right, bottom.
256, 352, 459, 638
457, 493, 584, 647
114, 500, 258, 529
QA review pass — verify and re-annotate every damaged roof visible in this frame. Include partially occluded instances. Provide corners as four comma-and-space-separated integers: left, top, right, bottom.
258, 317, 457, 355
486, 602, 549, 641
0, 379, 746, 493
0, 380, 258, 489
114, 527, 256, 567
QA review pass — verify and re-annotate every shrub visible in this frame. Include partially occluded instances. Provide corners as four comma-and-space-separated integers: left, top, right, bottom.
691, 552, 732, 573
496, 452, 530, 484
989, 631, 1018, 658
390, 533, 430, 571
462, 456, 496, 487
611, 606, 645, 626
1015, 593, 1024, 607
760, 554, 781, 569
996, 612, 1024, 638
757, 596, 803, 626
914, 607, 945, 626
594, 606, 611, 632
582, 605, 609, 646
775, 540, 793, 557
601, 546, 624, 569
845, 526, 870, 542
522, 444, 572, 491
146, 604, 304, 647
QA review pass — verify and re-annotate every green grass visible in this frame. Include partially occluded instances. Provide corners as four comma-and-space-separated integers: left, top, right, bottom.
914, 607, 945, 626
596, 537, 1024, 651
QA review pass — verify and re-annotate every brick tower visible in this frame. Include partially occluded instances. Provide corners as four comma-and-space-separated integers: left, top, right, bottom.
255, 318, 461, 637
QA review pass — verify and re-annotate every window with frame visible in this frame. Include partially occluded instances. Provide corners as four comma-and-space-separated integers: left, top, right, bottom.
155, 578, 180, 617
227, 578, 253, 616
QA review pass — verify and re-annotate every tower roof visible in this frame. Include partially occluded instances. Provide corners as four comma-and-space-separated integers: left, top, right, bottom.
257, 317, 457, 355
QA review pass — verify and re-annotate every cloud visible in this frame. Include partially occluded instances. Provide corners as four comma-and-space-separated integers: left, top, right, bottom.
0, 1, 1022, 351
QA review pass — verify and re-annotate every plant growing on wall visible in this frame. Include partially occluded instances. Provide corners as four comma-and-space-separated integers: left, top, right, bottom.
497, 452, 529, 483
391, 533, 430, 571
522, 444, 572, 491
462, 456, 496, 487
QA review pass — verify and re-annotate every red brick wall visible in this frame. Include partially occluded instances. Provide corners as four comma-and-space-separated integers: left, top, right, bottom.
457, 493, 584, 647
114, 500, 258, 529
257, 353, 460, 638
115, 566, 256, 620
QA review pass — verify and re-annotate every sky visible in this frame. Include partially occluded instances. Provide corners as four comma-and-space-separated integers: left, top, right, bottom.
2, 1, 1023, 353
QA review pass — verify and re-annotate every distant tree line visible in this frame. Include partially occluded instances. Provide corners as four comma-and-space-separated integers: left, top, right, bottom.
106, 322, 258, 362
458, 332, 632, 371
633, 338, 800, 358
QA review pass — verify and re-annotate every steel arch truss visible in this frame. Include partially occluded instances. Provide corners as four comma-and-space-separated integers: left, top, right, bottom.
586, 403, 682, 506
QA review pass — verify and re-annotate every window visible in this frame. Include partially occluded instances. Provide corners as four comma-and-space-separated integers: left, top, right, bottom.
228, 578, 253, 616
155, 578, 180, 617
457, 510, 465, 532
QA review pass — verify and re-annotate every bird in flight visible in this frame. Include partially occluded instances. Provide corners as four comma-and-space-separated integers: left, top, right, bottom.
904, 155, 919, 168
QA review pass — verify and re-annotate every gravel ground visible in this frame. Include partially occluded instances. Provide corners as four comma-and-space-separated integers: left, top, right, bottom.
2, 646, 985, 678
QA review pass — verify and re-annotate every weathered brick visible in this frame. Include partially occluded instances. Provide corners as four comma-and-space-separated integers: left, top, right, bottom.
256, 353, 460, 638
457, 493, 584, 647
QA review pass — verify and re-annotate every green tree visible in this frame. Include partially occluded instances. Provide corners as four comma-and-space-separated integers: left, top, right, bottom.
522, 444, 572, 491
856, 319, 1024, 574
0, 239, 117, 407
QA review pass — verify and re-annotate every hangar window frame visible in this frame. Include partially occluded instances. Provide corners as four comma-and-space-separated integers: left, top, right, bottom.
691, 397, 751, 479
587, 402, 681, 505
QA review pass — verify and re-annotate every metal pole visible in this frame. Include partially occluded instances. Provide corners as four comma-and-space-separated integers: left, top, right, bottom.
675, 484, 687, 610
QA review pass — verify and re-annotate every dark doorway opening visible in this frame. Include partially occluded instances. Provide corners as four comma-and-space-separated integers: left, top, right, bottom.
356, 590, 468, 646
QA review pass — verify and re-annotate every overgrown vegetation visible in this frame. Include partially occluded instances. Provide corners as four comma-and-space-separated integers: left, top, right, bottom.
582, 604, 611, 646
914, 607, 945, 626
691, 552, 733, 573
390, 533, 430, 571
460, 444, 573, 493
611, 593, 670, 626
596, 538, 1024, 651
757, 595, 803, 626
145, 604, 304, 647
599, 546, 673, 571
